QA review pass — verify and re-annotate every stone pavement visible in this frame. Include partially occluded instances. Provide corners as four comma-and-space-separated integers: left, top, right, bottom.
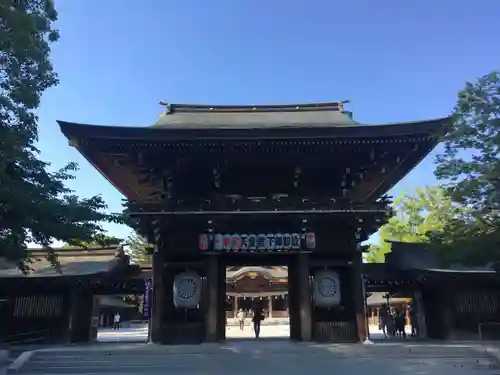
7, 340, 500, 375
97, 323, 290, 342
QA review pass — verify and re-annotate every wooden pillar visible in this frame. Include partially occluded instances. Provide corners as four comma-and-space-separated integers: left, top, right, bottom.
288, 260, 299, 340
297, 253, 312, 341
405, 306, 410, 327
413, 290, 427, 338
205, 254, 219, 342
352, 252, 367, 342
150, 247, 164, 343
68, 288, 94, 343
233, 296, 238, 318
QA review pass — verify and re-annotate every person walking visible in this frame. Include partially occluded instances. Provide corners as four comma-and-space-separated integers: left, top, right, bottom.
408, 303, 417, 337
252, 306, 265, 339
236, 308, 246, 331
113, 312, 121, 330
379, 304, 389, 338
395, 308, 406, 338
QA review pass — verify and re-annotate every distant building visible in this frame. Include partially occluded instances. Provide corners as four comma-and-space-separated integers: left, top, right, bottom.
225, 266, 288, 318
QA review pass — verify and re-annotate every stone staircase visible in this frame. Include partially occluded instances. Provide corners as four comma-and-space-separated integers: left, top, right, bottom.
7, 341, 500, 374
10, 348, 180, 374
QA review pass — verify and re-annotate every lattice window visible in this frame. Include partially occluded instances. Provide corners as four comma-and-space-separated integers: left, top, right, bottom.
13, 295, 63, 318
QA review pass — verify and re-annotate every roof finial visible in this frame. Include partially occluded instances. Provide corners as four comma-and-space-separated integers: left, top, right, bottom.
159, 101, 172, 114
339, 100, 351, 112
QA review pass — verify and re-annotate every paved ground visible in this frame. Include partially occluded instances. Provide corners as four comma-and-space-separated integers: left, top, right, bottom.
96, 323, 407, 342
97, 322, 291, 342
7, 324, 499, 374
10, 340, 500, 375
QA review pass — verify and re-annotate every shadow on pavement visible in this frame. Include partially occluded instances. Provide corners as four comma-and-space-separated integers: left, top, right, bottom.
8, 339, 500, 375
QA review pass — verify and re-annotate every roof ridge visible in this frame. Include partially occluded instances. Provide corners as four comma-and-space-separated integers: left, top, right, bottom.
28, 246, 122, 258
160, 101, 350, 114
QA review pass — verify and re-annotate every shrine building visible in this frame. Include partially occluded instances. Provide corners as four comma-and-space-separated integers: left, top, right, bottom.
58, 101, 448, 344
225, 266, 289, 318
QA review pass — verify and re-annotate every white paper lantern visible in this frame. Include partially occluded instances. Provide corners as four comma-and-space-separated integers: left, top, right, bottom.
283, 233, 292, 250
248, 234, 257, 250
232, 234, 242, 251
257, 234, 267, 250
241, 235, 248, 250
275, 233, 283, 250
291, 233, 301, 250
266, 234, 275, 250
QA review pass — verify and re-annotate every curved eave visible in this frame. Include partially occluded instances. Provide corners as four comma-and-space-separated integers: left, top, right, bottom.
226, 266, 287, 281
58, 117, 449, 142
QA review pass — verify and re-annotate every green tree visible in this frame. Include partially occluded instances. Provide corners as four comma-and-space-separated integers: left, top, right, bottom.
428, 217, 500, 266
431, 71, 500, 265
0, 0, 118, 271
61, 234, 123, 249
364, 242, 391, 264
365, 187, 469, 263
127, 233, 153, 265
435, 71, 500, 217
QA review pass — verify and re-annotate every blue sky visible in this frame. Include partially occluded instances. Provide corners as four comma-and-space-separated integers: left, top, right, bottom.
38, 0, 499, 243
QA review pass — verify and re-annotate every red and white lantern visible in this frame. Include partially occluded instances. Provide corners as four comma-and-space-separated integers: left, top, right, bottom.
223, 234, 232, 250
306, 232, 316, 249
199, 234, 208, 251
213, 234, 223, 251
232, 234, 242, 251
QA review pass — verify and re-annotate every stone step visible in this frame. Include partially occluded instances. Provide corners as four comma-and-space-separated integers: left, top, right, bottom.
11, 343, 500, 374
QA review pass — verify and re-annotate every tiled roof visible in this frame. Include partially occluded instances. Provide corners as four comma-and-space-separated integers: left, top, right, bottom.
98, 295, 136, 309
226, 266, 288, 280
153, 102, 359, 129
0, 246, 126, 278
366, 292, 408, 306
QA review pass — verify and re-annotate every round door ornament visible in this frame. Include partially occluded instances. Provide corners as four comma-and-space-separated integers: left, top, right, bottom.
173, 271, 202, 309
313, 269, 341, 308
318, 276, 337, 298
177, 278, 197, 300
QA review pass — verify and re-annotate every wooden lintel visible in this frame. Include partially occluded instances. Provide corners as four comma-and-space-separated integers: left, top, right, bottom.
309, 260, 353, 267
164, 261, 204, 268
128, 209, 388, 216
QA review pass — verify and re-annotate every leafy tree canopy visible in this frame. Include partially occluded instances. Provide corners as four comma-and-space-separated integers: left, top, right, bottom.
368, 72, 500, 266
365, 187, 469, 263
435, 71, 500, 218
431, 71, 500, 265
127, 233, 153, 265
61, 234, 123, 249
0, 0, 119, 271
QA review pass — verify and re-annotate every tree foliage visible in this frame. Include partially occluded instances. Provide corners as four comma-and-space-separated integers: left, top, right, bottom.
368, 72, 500, 266
435, 71, 500, 217
431, 71, 500, 265
127, 233, 152, 265
0, 0, 119, 270
428, 218, 500, 266
365, 187, 469, 263
61, 234, 123, 249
